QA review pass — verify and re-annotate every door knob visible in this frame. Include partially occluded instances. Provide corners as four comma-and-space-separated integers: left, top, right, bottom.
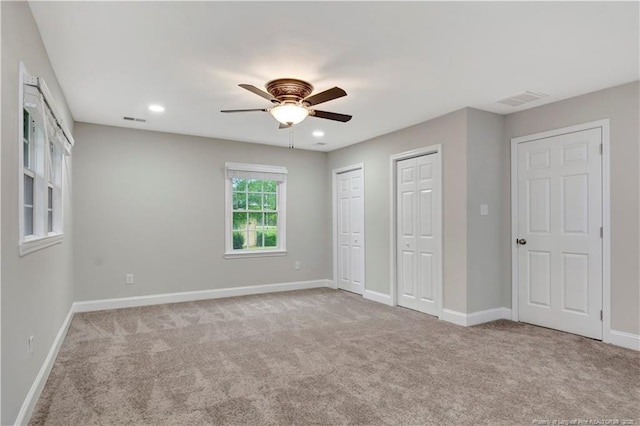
517, 238, 527, 245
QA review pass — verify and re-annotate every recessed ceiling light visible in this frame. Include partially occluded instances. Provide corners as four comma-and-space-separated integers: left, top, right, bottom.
312, 130, 324, 137
148, 104, 165, 113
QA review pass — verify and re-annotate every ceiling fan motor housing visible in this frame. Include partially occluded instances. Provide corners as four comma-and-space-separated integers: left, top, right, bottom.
266, 78, 314, 104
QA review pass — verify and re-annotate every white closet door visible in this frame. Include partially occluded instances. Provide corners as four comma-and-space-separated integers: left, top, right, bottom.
397, 154, 441, 316
338, 168, 364, 294
397, 158, 418, 309
517, 128, 603, 339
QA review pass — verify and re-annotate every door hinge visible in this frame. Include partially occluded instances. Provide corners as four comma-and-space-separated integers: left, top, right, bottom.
600, 310, 603, 321
600, 227, 603, 238
599, 144, 603, 155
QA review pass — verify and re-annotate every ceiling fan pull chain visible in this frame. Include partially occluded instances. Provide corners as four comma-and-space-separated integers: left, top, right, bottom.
289, 128, 294, 149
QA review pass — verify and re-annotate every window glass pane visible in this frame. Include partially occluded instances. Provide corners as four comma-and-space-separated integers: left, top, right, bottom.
52, 143, 63, 186
265, 213, 278, 227
263, 193, 276, 210
25, 207, 34, 236
24, 175, 34, 206
248, 179, 262, 192
23, 109, 30, 138
248, 212, 263, 227
263, 180, 276, 193
48, 186, 53, 209
232, 178, 246, 191
254, 226, 278, 248
256, 226, 265, 247
232, 212, 247, 231
264, 212, 277, 248
48, 211, 53, 233
245, 213, 263, 249
48, 142, 55, 182
233, 231, 245, 249
233, 192, 246, 210
263, 229, 277, 248
33, 126, 45, 175
248, 193, 262, 210
23, 110, 30, 168
24, 140, 30, 169
246, 229, 257, 248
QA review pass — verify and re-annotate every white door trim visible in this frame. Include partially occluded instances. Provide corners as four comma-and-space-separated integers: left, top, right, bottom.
389, 145, 443, 312
332, 163, 365, 294
510, 119, 611, 342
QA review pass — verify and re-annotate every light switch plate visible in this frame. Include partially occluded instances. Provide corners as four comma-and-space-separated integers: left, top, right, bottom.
480, 204, 489, 216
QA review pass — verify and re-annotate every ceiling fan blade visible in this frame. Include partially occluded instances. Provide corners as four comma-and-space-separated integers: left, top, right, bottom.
304, 87, 347, 106
238, 84, 277, 102
220, 108, 268, 113
311, 110, 352, 122
278, 123, 292, 130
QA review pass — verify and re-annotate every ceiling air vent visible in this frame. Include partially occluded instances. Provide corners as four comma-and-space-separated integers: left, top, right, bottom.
123, 116, 147, 123
497, 91, 548, 107
314, 142, 327, 146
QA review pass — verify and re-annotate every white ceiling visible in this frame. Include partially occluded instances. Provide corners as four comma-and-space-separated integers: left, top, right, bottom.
29, 1, 639, 152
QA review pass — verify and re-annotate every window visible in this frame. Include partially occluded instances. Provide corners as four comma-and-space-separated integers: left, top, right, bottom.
225, 162, 287, 258
19, 63, 73, 255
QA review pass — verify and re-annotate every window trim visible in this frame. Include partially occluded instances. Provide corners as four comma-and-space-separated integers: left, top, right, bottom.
18, 62, 72, 256
224, 162, 287, 259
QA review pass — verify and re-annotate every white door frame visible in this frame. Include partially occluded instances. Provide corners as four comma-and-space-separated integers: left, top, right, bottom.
510, 119, 611, 342
389, 145, 443, 313
332, 163, 365, 292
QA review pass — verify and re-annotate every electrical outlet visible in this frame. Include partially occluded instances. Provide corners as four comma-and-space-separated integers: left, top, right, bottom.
28, 336, 34, 359
480, 204, 489, 216
295, 261, 301, 270
126, 273, 134, 285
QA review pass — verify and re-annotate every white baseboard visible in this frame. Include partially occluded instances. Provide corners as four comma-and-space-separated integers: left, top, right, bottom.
73, 279, 333, 313
466, 307, 513, 326
440, 308, 468, 326
326, 280, 338, 289
14, 305, 75, 426
608, 330, 640, 351
363, 289, 393, 306
441, 307, 512, 327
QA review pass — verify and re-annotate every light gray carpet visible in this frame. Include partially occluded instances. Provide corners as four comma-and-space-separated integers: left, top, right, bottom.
30, 288, 639, 425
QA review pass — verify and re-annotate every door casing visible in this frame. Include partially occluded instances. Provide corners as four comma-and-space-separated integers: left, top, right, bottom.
389, 145, 443, 314
510, 119, 611, 342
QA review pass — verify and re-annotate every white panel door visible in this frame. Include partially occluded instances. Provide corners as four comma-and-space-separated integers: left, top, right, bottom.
397, 154, 441, 316
337, 168, 364, 294
517, 128, 603, 339
397, 158, 417, 309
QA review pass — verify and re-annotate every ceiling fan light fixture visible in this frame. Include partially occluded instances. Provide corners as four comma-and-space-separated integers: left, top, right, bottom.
270, 103, 309, 126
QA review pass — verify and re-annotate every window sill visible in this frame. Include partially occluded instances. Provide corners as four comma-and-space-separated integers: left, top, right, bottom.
224, 249, 287, 259
19, 233, 63, 256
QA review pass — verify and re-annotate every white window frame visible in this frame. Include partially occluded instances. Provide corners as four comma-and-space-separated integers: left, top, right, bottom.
224, 162, 287, 259
18, 62, 73, 256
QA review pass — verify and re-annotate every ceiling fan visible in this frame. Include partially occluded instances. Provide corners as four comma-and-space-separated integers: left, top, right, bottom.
221, 78, 352, 129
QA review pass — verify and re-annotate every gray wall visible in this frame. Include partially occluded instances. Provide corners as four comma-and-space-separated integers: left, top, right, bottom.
327, 83, 639, 333
72, 123, 330, 301
327, 109, 469, 313
1, 2, 75, 424
466, 109, 507, 312
504, 81, 640, 335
